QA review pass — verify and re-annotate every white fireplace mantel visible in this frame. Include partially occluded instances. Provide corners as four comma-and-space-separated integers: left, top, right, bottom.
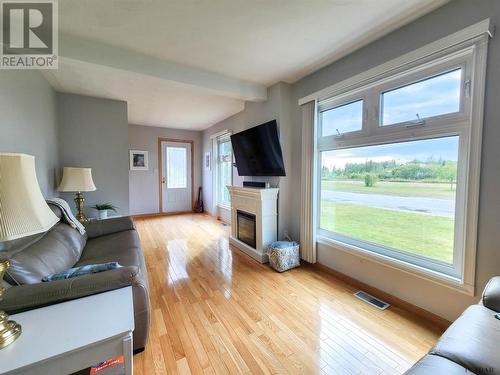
227, 186, 279, 263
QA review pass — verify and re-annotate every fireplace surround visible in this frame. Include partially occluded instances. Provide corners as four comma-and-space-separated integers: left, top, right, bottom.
228, 186, 279, 263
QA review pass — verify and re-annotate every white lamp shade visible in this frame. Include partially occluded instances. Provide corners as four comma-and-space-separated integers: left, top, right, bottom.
58, 167, 96, 192
0, 153, 59, 241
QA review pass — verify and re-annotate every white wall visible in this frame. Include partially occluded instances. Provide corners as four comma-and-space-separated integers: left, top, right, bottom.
128, 124, 202, 215
201, 82, 294, 238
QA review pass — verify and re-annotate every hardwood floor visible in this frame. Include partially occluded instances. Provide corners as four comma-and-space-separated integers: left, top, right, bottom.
133, 214, 443, 375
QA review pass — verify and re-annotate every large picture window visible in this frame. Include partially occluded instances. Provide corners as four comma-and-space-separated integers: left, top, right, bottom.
314, 38, 487, 286
320, 136, 459, 268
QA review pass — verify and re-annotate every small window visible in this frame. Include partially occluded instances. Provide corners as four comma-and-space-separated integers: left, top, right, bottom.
166, 147, 187, 189
321, 99, 363, 137
217, 138, 232, 206
381, 69, 462, 126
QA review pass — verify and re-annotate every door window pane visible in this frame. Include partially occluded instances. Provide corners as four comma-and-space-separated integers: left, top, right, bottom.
217, 139, 232, 206
320, 136, 459, 264
167, 147, 187, 188
381, 69, 462, 126
321, 100, 363, 137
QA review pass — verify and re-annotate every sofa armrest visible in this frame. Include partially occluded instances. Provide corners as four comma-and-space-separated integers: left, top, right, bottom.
0, 266, 140, 314
84, 216, 136, 239
482, 276, 500, 312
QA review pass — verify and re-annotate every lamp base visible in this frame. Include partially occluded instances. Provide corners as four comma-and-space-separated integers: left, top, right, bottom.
0, 311, 21, 349
74, 191, 87, 223
0, 260, 21, 349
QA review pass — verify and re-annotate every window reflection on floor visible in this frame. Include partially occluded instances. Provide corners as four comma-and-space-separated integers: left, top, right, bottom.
319, 303, 412, 374
216, 237, 233, 298
167, 239, 189, 284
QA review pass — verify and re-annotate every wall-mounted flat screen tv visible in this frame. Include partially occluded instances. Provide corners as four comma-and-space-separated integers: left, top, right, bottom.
230, 120, 286, 177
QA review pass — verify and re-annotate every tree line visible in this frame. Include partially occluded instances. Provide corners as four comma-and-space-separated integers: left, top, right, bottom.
322, 158, 457, 183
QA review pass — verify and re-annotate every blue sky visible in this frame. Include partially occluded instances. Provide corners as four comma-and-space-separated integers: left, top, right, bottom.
382, 68, 461, 125
322, 136, 459, 170
322, 100, 362, 136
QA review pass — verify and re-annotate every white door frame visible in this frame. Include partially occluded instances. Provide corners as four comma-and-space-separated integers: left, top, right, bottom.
158, 137, 194, 214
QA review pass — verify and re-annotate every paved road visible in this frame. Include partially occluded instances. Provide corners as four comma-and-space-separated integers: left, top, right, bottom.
321, 190, 455, 217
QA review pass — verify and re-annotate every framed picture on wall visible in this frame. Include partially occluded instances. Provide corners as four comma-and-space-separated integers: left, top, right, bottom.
130, 150, 149, 170
205, 151, 211, 170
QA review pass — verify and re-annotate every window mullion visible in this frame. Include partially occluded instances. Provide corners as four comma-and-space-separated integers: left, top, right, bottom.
364, 87, 379, 136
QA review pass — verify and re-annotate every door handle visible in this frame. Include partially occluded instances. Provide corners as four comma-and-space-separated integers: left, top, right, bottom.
162, 177, 166, 184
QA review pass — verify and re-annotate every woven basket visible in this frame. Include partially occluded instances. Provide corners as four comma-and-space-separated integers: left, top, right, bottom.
267, 241, 300, 272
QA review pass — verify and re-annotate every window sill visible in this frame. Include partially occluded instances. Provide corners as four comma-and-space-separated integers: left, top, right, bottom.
217, 203, 231, 211
316, 235, 475, 296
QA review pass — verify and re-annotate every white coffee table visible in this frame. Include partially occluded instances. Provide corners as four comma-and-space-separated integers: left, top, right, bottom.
0, 286, 134, 375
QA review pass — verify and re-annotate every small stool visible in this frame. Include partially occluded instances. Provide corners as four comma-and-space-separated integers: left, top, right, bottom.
267, 241, 300, 272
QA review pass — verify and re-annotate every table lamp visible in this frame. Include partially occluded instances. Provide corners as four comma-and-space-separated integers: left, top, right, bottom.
0, 153, 59, 349
57, 167, 96, 222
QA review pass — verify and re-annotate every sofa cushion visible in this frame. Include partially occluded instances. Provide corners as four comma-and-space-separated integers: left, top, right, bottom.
84, 216, 136, 239
405, 354, 474, 374
6, 223, 87, 285
430, 305, 500, 374
76, 230, 147, 286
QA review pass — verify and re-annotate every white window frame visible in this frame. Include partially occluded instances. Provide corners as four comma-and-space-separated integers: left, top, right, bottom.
212, 131, 233, 210
301, 19, 492, 295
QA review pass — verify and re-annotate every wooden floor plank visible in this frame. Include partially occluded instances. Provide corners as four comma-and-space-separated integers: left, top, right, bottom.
133, 214, 442, 374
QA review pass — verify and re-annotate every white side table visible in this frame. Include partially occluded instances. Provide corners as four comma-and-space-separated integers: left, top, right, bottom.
0, 286, 134, 375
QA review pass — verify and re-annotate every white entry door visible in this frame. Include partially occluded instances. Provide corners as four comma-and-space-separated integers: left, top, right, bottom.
161, 141, 192, 213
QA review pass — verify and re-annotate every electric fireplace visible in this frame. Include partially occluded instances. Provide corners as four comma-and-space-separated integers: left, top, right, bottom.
237, 210, 256, 249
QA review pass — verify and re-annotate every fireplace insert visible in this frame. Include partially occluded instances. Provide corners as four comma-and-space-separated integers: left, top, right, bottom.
237, 210, 256, 249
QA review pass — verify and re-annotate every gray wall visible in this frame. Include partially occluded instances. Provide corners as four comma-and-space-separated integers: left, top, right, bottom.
128, 124, 202, 215
57, 93, 129, 217
0, 71, 59, 197
290, 0, 500, 320
202, 82, 293, 237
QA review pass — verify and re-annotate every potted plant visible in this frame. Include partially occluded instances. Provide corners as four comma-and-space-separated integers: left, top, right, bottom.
92, 203, 118, 219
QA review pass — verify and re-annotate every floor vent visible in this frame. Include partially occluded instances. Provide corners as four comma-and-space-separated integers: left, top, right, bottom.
353, 291, 390, 310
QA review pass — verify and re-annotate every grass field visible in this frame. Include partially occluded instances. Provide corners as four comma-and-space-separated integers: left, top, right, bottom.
320, 201, 454, 263
321, 179, 455, 199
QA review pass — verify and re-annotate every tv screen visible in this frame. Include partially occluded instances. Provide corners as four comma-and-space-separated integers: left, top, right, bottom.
231, 120, 286, 177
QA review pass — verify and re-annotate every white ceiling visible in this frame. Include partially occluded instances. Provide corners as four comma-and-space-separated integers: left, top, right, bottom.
43, 59, 245, 129
48, 0, 448, 130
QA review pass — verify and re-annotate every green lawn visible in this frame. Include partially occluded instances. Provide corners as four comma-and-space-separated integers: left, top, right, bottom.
321, 179, 455, 199
320, 201, 454, 263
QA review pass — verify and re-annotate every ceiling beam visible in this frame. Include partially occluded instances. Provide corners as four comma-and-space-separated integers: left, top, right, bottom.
59, 35, 267, 102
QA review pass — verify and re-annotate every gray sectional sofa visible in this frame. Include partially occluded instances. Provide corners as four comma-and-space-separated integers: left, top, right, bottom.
0, 203, 150, 352
406, 277, 500, 374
